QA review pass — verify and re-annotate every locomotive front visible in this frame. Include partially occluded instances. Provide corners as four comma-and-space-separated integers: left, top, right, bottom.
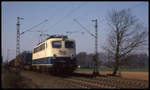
50, 36, 77, 73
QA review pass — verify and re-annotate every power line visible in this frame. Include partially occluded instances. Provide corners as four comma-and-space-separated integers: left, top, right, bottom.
20, 19, 48, 35
73, 19, 95, 38
45, 2, 87, 32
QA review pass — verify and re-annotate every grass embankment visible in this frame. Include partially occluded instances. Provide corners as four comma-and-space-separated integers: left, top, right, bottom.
2, 67, 22, 88
75, 68, 148, 72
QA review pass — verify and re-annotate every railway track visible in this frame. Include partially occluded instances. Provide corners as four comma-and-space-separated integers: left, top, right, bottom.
70, 72, 149, 88
63, 77, 116, 88
96, 76, 149, 88
20, 69, 149, 88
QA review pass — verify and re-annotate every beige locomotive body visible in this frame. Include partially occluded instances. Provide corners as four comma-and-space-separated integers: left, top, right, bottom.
32, 35, 77, 73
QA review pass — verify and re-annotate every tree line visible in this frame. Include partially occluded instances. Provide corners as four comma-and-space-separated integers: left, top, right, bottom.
76, 52, 148, 69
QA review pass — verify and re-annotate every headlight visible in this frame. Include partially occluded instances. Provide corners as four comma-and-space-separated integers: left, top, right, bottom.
71, 54, 75, 60
53, 54, 56, 59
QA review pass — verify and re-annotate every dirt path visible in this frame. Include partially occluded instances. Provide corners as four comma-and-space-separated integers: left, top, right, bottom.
77, 72, 149, 80
121, 72, 149, 80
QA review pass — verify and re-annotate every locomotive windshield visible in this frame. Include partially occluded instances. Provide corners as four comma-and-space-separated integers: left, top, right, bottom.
52, 41, 61, 48
65, 41, 74, 48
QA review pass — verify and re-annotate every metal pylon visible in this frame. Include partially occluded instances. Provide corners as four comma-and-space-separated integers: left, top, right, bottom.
16, 17, 23, 67
92, 19, 99, 77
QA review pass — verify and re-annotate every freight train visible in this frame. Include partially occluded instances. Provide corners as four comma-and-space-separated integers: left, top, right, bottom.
8, 35, 77, 74
8, 51, 32, 70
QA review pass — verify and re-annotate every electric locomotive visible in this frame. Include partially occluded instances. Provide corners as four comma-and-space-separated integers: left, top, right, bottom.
32, 35, 77, 74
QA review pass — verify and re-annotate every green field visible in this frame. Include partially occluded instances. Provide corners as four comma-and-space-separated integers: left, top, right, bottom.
75, 68, 148, 72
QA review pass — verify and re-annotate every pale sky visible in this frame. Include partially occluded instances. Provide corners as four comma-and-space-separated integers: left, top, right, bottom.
2, 1, 148, 62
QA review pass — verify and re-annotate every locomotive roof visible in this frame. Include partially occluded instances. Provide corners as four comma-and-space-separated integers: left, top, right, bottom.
35, 35, 74, 47
47, 35, 68, 39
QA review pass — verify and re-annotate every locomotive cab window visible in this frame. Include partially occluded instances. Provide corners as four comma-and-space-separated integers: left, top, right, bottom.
52, 41, 61, 48
65, 41, 74, 48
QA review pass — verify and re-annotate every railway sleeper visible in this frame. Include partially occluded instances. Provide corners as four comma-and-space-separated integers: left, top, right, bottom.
61, 79, 84, 88
74, 77, 118, 88
66, 78, 115, 88
95, 77, 143, 88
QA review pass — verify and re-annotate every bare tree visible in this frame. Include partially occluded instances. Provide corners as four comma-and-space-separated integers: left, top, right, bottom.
104, 9, 148, 76
76, 52, 87, 67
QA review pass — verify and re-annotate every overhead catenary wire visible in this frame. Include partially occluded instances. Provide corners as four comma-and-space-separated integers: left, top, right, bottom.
71, 2, 146, 36
44, 2, 87, 32
20, 19, 48, 35
73, 19, 96, 38
66, 30, 84, 36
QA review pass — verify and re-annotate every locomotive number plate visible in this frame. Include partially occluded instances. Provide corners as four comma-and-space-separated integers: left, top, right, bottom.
59, 50, 66, 55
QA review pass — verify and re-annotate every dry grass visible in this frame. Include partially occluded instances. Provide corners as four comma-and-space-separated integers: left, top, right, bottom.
2, 67, 22, 88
